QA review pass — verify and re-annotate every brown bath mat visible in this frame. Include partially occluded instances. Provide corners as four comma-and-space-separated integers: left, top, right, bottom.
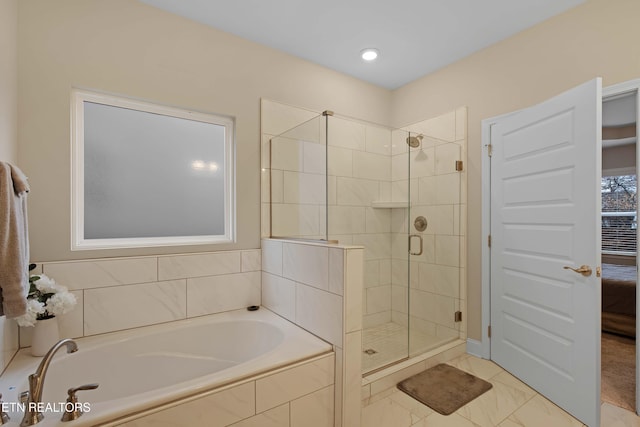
397, 363, 493, 415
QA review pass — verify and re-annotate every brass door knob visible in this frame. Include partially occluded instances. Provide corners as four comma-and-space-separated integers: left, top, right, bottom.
563, 265, 592, 277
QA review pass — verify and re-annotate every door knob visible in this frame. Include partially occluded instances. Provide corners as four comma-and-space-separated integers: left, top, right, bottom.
563, 265, 592, 277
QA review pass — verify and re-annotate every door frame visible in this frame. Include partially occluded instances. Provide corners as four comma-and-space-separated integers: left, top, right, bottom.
480, 78, 640, 414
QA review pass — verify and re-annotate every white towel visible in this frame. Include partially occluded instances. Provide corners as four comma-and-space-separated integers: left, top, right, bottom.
0, 162, 30, 318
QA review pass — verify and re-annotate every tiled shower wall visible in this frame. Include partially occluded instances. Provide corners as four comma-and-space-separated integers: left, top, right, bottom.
261, 100, 397, 331
21, 250, 261, 346
326, 117, 394, 330
262, 100, 468, 340
391, 109, 468, 343
269, 116, 327, 238
261, 100, 319, 239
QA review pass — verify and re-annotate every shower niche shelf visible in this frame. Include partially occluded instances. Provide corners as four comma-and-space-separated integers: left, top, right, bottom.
371, 201, 411, 209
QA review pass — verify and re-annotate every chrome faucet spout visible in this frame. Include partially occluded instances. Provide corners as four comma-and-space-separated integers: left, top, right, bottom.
20, 339, 78, 427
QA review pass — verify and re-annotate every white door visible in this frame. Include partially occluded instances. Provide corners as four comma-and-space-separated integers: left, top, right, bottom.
490, 78, 602, 427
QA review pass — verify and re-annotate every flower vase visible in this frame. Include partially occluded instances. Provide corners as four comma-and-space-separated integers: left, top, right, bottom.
31, 317, 60, 357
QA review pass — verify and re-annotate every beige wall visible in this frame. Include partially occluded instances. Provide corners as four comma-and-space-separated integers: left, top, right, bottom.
603, 144, 636, 172
0, 0, 18, 164
18, 0, 391, 262
0, 0, 20, 373
392, 0, 640, 340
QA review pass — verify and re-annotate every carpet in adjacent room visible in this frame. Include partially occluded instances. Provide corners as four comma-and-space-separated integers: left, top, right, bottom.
601, 332, 635, 411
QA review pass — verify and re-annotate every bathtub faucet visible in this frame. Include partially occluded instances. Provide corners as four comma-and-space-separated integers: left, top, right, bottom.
20, 339, 78, 426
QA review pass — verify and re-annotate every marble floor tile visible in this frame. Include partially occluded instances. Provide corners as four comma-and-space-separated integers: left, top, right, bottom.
498, 419, 524, 427
505, 395, 583, 427
414, 412, 482, 426
362, 395, 416, 427
389, 389, 434, 419
489, 371, 537, 400
601, 402, 640, 427
446, 353, 504, 381
362, 354, 639, 427
364, 387, 396, 406
455, 380, 533, 427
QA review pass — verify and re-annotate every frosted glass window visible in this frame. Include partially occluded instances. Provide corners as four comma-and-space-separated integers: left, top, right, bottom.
72, 90, 235, 250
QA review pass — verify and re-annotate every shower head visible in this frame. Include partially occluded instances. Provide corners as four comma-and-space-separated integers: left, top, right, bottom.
406, 134, 423, 148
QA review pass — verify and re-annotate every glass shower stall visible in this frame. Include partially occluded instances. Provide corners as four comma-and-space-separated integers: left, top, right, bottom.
269, 109, 466, 374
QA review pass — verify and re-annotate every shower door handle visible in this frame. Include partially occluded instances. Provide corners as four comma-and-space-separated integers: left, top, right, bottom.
408, 234, 423, 256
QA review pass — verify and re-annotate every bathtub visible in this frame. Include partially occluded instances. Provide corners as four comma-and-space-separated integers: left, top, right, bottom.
0, 307, 332, 426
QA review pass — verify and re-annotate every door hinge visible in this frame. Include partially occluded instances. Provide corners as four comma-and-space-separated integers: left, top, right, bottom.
455, 160, 463, 171
488, 235, 491, 247
488, 325, 492, 338
454, 311, 462, 322
487, 144, 493, 157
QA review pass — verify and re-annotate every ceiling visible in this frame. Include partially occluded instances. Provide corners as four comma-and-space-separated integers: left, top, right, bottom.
139, 0, 585, 89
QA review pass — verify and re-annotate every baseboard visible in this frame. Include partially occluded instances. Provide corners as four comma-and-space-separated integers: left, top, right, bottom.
466, 338, 483, 358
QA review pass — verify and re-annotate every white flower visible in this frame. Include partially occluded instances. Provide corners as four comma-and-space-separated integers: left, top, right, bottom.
45, 292, 77, 316
33, 274, 62, 294
15, 299, 45, 327
19, 273, 77, 324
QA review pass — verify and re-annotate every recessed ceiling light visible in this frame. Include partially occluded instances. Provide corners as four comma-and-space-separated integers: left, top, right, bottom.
361, 48, 379, 61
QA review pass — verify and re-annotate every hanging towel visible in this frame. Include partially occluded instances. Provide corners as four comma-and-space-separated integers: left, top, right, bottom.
0, 162, 30, 318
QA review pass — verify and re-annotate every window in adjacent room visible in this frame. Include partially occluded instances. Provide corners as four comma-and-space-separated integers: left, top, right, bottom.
601, 173, 637, 255
71, 89, 235, 250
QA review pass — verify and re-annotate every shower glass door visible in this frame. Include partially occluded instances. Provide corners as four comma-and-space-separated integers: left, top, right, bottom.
406, 134, 463, 358
358, 124, 464, 373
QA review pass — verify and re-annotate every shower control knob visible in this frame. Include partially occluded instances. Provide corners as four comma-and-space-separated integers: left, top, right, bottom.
414, 216, 428, 232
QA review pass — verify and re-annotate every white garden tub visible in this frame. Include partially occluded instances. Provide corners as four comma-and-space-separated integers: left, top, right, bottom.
0, 307, 332, 426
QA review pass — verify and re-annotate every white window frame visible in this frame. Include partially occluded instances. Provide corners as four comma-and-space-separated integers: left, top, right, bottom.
601, 167, 636, 256
71, 89, 235, 250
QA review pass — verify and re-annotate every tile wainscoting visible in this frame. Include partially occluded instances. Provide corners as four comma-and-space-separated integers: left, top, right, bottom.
0, 317, 18, 372
21, 249, 262, 347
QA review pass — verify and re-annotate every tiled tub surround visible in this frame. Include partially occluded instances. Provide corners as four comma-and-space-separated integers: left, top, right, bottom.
262, 238, 364, 427
18, 249, 261, 346
1, 309, 333, 427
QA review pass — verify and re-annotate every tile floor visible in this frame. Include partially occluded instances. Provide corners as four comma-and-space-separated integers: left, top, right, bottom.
362, 322, 456, 373
362, 353, 640, 426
